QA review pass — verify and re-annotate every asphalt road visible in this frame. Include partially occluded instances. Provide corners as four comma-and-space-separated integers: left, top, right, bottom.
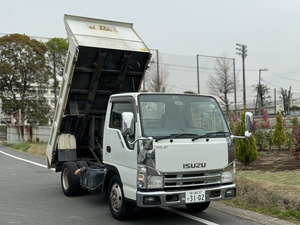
0, 145, 296, 225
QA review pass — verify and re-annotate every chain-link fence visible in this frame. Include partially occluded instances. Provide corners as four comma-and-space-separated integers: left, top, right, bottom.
144, 50, 237, 113
145, 50, 235, 95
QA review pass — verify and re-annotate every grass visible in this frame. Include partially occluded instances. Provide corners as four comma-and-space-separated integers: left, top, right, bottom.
3, 142, 46, 157
239, 170, 300, 186
223, 170, 300, 224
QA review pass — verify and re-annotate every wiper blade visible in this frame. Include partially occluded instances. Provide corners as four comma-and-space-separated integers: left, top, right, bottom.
155, 133, 197, 142
192, 131, 228, 141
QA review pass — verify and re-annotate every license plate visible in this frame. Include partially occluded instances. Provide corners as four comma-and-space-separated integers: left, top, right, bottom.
185, 190, 205, 203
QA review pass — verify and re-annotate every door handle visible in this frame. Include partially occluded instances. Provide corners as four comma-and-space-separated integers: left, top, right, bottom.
107, 146, 111, 153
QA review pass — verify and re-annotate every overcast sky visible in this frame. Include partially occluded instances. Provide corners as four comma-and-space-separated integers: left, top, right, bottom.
1, 0, 300, 104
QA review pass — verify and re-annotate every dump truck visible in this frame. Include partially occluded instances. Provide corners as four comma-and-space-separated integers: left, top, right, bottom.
46, 14, 253, 220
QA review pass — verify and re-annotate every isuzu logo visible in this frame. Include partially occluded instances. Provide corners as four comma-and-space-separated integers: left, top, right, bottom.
183, 163, 207, 169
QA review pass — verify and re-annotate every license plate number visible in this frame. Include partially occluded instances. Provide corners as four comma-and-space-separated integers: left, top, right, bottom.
185, 190, 205, 203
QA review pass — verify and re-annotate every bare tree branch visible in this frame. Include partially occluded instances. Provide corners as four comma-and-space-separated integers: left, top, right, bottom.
144, 55, 169, 92
279, 86, 292, 114
207, 55, 234, 115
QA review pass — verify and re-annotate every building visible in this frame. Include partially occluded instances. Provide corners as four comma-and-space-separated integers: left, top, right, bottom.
0, 84, 58, 125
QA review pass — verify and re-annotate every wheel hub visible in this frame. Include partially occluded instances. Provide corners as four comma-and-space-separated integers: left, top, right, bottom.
110, 183, 122, 212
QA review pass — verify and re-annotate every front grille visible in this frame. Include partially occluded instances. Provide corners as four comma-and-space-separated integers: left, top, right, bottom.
163, 171, 221, 190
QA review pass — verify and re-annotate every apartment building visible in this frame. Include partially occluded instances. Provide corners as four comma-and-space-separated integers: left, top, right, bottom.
0, 84, 58, 125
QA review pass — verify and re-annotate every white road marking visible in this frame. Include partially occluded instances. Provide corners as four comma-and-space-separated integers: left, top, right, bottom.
1, 149, 219, 224
0, 150, 55, 171
162, 207, 219, 225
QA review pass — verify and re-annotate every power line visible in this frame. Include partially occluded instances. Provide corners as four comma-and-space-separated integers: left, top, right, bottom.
160, 62, 257, 72
266, 71, 300, 82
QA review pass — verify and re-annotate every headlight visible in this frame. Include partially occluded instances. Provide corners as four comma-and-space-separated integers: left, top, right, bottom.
137, 164, 163, 189
221, 163, 235, 183
221, 170, 234, 183
148, 175, 163, 189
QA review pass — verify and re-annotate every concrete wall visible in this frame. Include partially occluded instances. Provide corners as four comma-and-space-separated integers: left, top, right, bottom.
257, 115, 299, 129
7, 126, 51, 144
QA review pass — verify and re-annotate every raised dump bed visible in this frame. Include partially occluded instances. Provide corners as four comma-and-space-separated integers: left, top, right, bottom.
46, 15, 151, 168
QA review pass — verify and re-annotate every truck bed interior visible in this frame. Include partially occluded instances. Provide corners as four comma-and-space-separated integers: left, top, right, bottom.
60, 47, 150, 159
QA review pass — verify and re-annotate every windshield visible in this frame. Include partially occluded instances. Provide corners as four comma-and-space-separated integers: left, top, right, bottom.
138, 94, 230, 139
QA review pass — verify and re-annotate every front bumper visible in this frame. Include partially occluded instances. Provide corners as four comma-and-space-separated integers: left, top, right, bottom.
136, 183, 236, 207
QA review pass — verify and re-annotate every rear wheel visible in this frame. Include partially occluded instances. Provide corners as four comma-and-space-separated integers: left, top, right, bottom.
61, 161, 81, 196
185, 202, 210, 212
108, 175, 135, 220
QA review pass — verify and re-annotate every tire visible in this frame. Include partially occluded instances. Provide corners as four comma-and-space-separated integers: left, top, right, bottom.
108, 175, 135, 220
185, 202, 210, 212
61, 161, 81, 196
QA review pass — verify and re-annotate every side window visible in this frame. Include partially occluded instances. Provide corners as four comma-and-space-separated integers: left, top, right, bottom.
109, 101, 135, 150
109, 102, 133, 130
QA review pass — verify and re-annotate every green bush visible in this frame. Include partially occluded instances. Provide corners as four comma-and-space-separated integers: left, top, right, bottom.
265, 130, 273, 150
273, 112, 286, 150
255, 128, 268, 150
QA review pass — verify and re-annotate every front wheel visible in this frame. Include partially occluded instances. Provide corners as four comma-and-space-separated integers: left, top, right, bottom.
61, 161, 81, 196
108, 175, 134, 220
185, 202, 210, 212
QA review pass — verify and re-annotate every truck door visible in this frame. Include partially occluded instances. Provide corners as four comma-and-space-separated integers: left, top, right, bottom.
104, 97, 137, 200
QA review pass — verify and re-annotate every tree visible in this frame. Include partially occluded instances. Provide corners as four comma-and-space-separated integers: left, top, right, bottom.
235, 111, 258, 168
261, 107, 271, 129
45, 38, 68, 106
207, 56, 234, 116
265, 131, 273, 150
254, 83, 271, 115
272, 111, 286, 150
285, 130, 295, 151
0, 34, 50, 125
290, 105, 300, 112
279, 87, 292, 114
144, 53, 169, 92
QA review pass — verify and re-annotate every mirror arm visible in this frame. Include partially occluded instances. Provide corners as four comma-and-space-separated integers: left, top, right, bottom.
232, 135, 246, 139
126, 136, 153, 145
231, 133, 252, 140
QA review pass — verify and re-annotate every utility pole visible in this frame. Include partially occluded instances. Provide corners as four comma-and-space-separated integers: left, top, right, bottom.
255, 68, 268, 115
196, 55, 200, 94
155, 49, 160, 92
148, 49, 160, 92
274, 88, 276, 114
236, 43, 248, 109
288, 86, 292, 114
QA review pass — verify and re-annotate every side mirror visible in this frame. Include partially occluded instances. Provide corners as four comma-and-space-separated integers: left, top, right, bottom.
121, 112, 154, 148
121, 112, 134, 136
244, 112, 253, 138
232, 112, 254, 140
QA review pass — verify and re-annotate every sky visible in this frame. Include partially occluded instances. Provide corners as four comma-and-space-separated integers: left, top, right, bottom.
1, 0, 300, 105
